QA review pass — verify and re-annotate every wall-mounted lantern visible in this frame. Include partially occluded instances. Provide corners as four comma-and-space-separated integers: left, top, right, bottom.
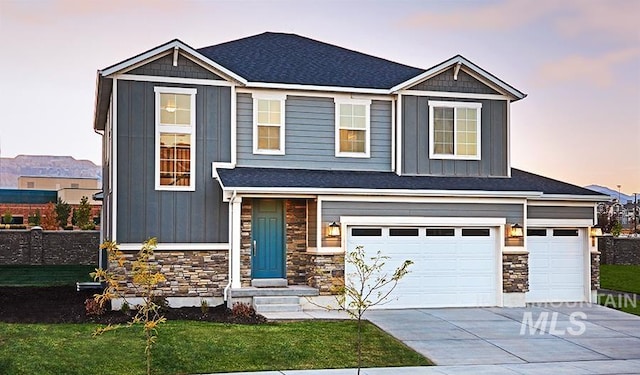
509, 223, 524, 238
327, 222, 341, 237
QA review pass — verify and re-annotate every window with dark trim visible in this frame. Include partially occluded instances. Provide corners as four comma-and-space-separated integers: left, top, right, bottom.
389, 228, 419, 236
425, 228, 455, 236
553, 229, 579, 237
461, 228, 490, 236
527, 229, 547, 236
351, 228, 382, 237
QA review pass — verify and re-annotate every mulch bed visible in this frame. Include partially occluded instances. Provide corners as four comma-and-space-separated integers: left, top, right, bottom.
0, 286, 266, 324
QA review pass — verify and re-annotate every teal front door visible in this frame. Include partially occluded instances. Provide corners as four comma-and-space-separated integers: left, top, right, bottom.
252, 199, 285, 279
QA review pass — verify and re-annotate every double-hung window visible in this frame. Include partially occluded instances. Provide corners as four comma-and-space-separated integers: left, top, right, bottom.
253, 94, 285, 155
154, 87, 197, 191
428, 101, 481, 160
335, 98, 371, 158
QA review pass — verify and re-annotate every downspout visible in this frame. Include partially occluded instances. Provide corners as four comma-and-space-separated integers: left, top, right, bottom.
223, 190, 238, 302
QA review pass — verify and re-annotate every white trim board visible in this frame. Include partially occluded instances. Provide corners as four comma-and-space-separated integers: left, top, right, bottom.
118, 243, 230, 251
115, 74, 234, 87
339, 216, 506, 226
526, 219, 594, 227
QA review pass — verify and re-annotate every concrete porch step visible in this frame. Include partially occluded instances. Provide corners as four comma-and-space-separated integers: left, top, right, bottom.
251, 278, 288, 288
253, 296, 302, 313
253, 296, 300, 305
231, 285, 319, 298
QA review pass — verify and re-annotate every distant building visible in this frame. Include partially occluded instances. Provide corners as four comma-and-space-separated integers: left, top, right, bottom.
17, 176, 100, 206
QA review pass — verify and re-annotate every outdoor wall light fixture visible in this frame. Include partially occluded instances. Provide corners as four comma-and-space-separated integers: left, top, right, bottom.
327, 222, 341, 237
590, 226, 603, 246
509, 223, 524, 238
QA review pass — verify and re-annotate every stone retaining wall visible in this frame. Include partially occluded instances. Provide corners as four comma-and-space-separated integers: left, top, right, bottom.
0, 228, 99, 265
591, 252, 600, 290
599, 237, 640, 265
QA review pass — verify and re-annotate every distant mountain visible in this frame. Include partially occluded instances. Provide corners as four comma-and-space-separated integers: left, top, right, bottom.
584, 185, 634, 204
0, 155, 101, 188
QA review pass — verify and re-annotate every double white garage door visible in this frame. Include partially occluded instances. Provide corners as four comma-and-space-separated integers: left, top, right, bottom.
346, 225, 586, 308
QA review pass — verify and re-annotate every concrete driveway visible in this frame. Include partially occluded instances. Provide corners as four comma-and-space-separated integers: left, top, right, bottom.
365, 303, 640, 373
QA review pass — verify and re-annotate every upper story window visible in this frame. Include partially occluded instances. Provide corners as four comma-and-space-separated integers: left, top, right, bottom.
253, 94, 286, 155
26, 182, 35, 188
335, 98, 371, 158
154, 87, 197, 191
428, 101, 482, 160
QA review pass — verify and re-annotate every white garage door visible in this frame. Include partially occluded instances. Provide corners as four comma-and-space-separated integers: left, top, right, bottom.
526, 228, 586, 303
346, 226, 498, 308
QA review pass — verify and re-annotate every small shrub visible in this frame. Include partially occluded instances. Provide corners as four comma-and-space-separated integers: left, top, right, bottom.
85, 298, 105, 316
28, 210, 42, 226
200, 299, 209, 314
54, 198, 71, 229
232, 302, 255, 318
2, 212, 12, 225
121, 301, 131, 315
151, 295, 169, 310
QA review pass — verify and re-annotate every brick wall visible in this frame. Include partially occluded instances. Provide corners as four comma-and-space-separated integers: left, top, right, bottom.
502, 253, 528, 293
0, 228, 99, 265
0, 203, 100, 226
599, 237, 640, 265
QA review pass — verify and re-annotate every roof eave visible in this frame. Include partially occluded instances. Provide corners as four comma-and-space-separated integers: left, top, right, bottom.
390, 55, 527, 101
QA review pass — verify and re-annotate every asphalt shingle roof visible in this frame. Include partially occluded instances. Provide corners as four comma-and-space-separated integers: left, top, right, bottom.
197, 32, 425, 89
216, 167, 605, 197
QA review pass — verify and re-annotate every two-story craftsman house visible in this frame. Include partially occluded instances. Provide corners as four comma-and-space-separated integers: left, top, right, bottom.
93, 32, 606, 311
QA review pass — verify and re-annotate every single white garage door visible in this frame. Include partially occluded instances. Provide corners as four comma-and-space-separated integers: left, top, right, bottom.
346, 226, 498, 308
526, 228, 586, 303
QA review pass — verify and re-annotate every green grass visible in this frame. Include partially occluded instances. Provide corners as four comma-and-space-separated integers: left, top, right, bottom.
599, 264, 640, 316
600, 265, 640, 294
0, 320, 431, 375
0, 265, 95, 286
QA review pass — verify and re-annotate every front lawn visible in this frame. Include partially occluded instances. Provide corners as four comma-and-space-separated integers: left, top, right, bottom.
0, 265, 95, 286
600, 265, 640, 294
0, 320, 431, 375
599, 264, 640, 316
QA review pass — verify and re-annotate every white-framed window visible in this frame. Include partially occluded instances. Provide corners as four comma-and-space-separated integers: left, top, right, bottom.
253, 93, 286, 155
428, 100, 482, 160
335, 98, 371, 158
154, 86, 197, 191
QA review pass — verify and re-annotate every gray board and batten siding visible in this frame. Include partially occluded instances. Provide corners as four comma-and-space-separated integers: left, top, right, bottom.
116, 79, 231, 243
127, 53, 225, 81
402, 66, 508, 177
236, 94, 393, 171
527, 206, 595, 221
322, 201, 523, 225
408, 67, 501, 95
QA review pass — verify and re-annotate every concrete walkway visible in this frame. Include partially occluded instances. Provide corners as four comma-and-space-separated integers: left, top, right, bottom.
252, 303, 640, 374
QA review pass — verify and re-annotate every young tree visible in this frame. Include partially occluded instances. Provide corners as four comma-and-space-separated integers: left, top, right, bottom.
335, 246, 412, 374
93, 238, 167, 375
75, 196, 94, 230
40, 202, 58, 230
54, 198, 71, 229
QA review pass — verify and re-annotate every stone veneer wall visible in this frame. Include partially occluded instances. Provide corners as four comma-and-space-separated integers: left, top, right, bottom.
599, 237, 640, 265
240, 199, 253, 287
591, 252, 600, 290
286, 199, 308, 285
307, 253, 345, 295
0, 228, 99, 265
111, 250, 228, 298
502, 253, 528, 293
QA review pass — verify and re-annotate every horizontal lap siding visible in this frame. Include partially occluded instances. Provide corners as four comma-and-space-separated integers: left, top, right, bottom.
322, 201, 522, 225
527, 206, 594, 220
116, 80, 230, 243
237, 94, 391, 171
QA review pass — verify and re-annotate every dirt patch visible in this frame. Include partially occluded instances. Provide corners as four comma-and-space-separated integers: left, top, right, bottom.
0, 286, 266, 324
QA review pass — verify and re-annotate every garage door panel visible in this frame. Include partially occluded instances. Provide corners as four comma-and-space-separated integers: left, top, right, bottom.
346, 225, 498, 308
526, 228, 585, 303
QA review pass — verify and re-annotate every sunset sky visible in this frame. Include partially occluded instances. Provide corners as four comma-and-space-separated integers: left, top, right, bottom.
1, 0, 638, 193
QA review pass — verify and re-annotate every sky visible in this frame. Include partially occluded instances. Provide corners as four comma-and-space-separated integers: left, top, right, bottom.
0, 0, 639, 193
